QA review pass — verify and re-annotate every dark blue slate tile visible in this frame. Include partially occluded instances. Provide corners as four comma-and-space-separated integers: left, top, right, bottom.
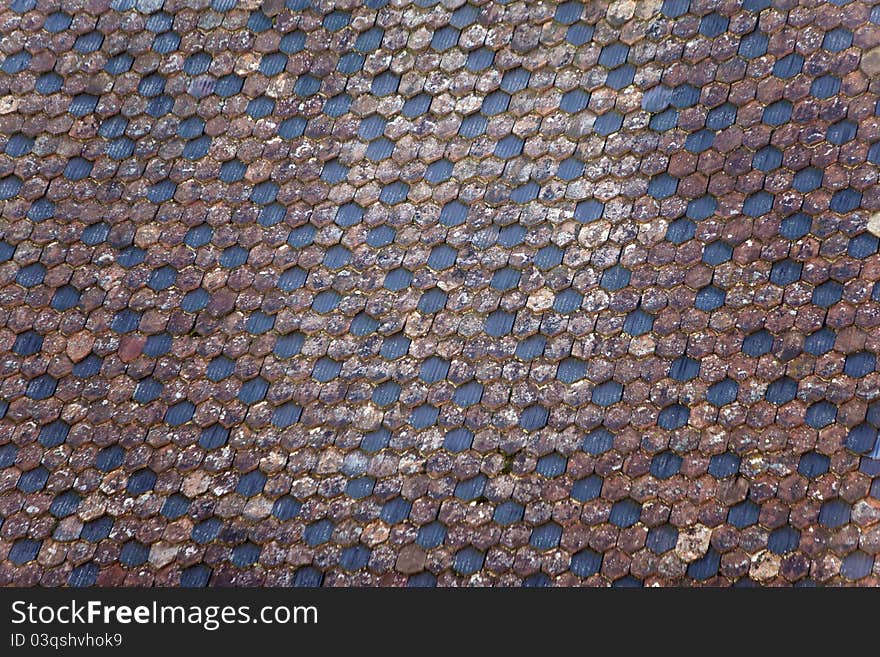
192, 518, 222, 544
570, 548, 602, 577
181, 288, 209, 311
812, 280, 843, 307
687, 549, 720, 581
350, 312, 379, 336
695, 285, 726, 311
536, 453, 567, 478
303, 519, 334, 546
845, 351, 876, 378
271, 402, 302, 428
658, 403, 689, 430
16, 262, 45, 287
572, 200, 603, 224
728, 499, 760, 528
49, 490, 80, 518
556, 357, 586, 384
810, 75, 840, 99
648, 173, 678, 199
804, 327, 835, 355
648, 109, 678, 132
231, 542, 261, 567
739, 29, 768, 58
292, 567, 323, 587
699, 12, 728, 37
768, 526, 800, 555
773, 53, 803, 78
709, 452, 741, 479
646, 525, 678, 554
260, 52, 288, 76
44, 11, 72, 32
485, 310, 515, 337
453, 381, 483, 407
605, 65, 635, 90
830, 188, 861, 213
494, 501, 524, 525
827, 119, 857, 145
238, 376, 269, 404
0, 443, 18, 468
666, 218, 695, 244
68, 563, 99, 587
183, 52, 211, 74
9, 539, 41, 565
5, 133, 34, 156
623, 308, 654, 336
39, 420, 69, 449
671, 83, 700, 109
555, 1, 583, 24
685, 129, 714, 153
161, 494, 191, 520
271, 496, 301, 521
841, 551, 873, 580
553, 288, 582, 313
13, 330, 43, 356
180, 565, 211, 587
219, 245, 248, 267
571, 475, 603, 502
26, 375, 57, 400
609, 499, 641, 528
96, 445, 124, 472
454, 474, 487, 501
340, 545, 371, 571
765, 376, 797, 405
530, 522, 562, 550
742, 329, 773, 356
707, 379, 738, 408
279, 117, 306, 139
417, 522, 446, 549
371, 71, 399, 96
669, 355, 699, 381
36, 72, 63, 93
2, 51, 31, 74
120, 540, 149, 567
706, 103, 737, 130
431, 25, 459, 51
594, 110, 625, 134
417, 287, 447, 313
453, 547, 484, 575
560, 89, 590, 113
509, 181, 540, 203
849, 233, 879, 259
598, 42, 629, 68
127, 468, 157, 494
592, 381, 622, 407
818, 499, 850, 528
798, 451, 830, 478
582, 428, 614, 455
379, 181, 409, 205
410, 405, 439, 429
380, 497, 412, 523
846, 423, 877, 454
312, 357, 342, 382
81, 516, 113, 542
565, 21, 593, 46
520, 405, 549, 431
402, 93, 432, 117
501, 67, 530, 93
650, 451, 682, 479
702, 241, 732, 265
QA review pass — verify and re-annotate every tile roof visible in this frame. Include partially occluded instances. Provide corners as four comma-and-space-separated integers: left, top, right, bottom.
2, 0, 880, 587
